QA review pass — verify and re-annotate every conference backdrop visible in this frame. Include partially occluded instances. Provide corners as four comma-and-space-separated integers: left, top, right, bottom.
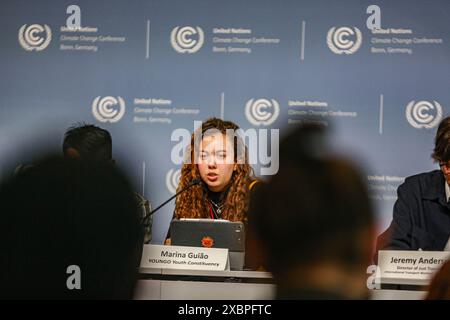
1, 0, 449, 243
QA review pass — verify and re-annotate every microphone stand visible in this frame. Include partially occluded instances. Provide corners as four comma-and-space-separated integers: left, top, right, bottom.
142, 179, 200, 226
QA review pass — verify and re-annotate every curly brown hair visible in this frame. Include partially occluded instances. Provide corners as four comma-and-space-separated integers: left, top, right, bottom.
174, 118, 254, 222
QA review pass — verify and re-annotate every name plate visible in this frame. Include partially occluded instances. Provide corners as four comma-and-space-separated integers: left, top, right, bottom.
378, 250, 450, 285
140, 244, 229, 271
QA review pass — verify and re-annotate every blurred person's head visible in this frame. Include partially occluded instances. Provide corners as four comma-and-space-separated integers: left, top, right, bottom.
63, 123, 112, 163
426, 259, 450, 300
250, 123, 375, 299
0, 156, 143, 299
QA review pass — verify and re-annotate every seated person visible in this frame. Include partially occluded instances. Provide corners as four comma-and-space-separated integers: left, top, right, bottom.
377, 116, 450, 252
0, 156, 143, 299
166, 118, 261, 269
250, 124, 375, 299
63, 123, 152, 243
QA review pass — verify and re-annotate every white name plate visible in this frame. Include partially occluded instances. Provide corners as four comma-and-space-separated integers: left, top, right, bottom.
378, 250, 450, 285
140, 244, 229, 271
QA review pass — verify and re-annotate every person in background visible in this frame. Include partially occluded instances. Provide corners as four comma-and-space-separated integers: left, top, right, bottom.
250, 123, 376, 299
63, 124, 152, 243
0, 156, 143, 299
377, 116, 450, 253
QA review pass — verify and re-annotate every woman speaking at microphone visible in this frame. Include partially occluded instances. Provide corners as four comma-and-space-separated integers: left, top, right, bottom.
165, 118, 261, 268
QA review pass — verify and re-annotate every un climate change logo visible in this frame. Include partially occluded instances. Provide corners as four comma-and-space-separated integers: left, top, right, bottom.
406, 100, 443, 129
92, 96, 126, 123
18, 24, 52, 51
166, 169, 181, 194
170, 26, 204, 53
327, 27, 362, 55
245, 99, 280, 126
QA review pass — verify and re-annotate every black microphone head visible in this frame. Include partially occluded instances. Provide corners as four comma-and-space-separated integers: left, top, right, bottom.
190, 178, 201, 186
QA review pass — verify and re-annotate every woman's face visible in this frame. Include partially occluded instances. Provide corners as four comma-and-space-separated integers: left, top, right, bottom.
197, 133, 236, 192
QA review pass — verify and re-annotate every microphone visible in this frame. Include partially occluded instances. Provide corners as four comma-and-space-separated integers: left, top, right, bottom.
145, 178, 201, 219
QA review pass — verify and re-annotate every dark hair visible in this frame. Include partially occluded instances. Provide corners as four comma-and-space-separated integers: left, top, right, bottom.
250, 124, 374, 274
63, 123, 112, 162
0, 156, 143, 299
432, 116, 450, 163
